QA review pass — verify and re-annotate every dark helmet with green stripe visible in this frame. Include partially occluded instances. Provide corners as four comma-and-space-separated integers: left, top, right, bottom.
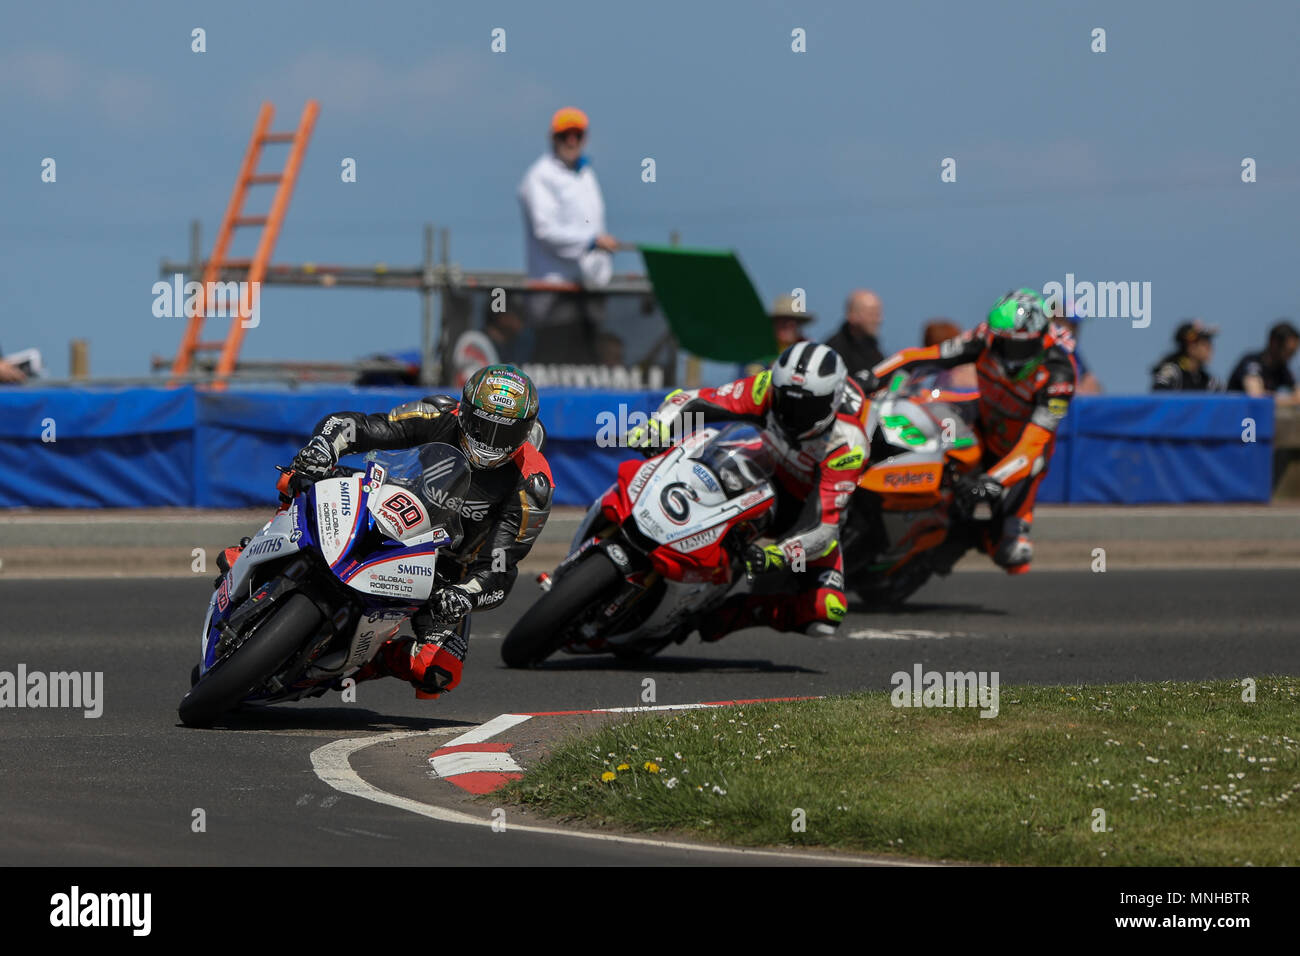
457, 365, 540, 468
987, 288, 1051, 368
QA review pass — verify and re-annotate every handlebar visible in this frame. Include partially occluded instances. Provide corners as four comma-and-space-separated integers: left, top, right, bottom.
275, 462, 362, 504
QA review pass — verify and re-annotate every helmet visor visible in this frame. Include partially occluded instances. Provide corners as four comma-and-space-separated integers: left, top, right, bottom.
770, 386, 834, 440
459, 404, 533, 466
992, 336, 1044, 366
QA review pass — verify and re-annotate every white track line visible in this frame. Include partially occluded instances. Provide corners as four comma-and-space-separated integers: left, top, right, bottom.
430, 750, 524, 776
442, 712, 531, 746
311, 729, 928, 866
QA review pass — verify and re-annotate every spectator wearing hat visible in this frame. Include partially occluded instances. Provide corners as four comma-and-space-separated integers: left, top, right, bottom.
518, 106, 620, 286
771, 293, 814, 351
1151, 320, 1221, 391
825, 289, 884, 377
1227, 321, 1300, 405
741, 294, 813, 376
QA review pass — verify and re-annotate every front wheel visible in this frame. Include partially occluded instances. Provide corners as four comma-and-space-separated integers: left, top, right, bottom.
501, 553, 622, 667
855, 561, 933, 609
178, 592, 323, 727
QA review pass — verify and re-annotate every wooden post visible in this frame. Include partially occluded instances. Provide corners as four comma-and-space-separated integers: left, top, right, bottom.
70, 339, 89, 380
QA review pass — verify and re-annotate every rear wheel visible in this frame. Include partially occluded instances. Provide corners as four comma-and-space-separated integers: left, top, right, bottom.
178, 592, 323, 727
501, 554, 622, 667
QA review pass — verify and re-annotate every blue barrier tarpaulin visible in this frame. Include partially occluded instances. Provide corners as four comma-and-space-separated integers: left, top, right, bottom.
196, 387, 426, 507
0, 388, 1278, 508
194, 386, 663, 507
0, 388, 196, 507
1068, 395, 1273, 503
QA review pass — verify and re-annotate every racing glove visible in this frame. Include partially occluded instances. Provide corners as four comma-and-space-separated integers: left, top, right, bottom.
744, 543, 786, 577
853, 369, 882, 393
425, 585, 475, 627
291, 435, 337, 485
955, 472, 1004, 514
625, 417, 670, 457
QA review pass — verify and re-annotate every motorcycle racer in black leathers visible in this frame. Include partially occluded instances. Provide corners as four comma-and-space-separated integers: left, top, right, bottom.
238, 365, 552, 698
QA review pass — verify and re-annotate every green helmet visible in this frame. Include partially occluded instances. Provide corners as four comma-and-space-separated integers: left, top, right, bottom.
987, 288, 1051, 367
457, 365, 540, 467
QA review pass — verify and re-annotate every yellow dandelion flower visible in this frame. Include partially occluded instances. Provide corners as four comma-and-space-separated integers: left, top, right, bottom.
601, 771, 617, 783
644, 761, 660, 773
617, 763, 630, 771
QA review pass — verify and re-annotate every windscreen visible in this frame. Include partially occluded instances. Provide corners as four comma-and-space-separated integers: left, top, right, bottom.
690, 423, 774, 497
367, 442, 470, 542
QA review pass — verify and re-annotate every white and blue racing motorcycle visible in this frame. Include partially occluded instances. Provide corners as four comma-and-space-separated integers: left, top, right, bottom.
178, 443, 470, 727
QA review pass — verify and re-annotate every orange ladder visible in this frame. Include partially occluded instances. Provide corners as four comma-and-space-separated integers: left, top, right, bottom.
170, 100, 319, 386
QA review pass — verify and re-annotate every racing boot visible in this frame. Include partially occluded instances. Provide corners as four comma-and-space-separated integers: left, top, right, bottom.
699, 584, 845, 641
217, 536, 251, 574
698, 594, 758, 643
348, 640, 403, 686
406, 607, 469, 699
349, 611, 469, 699
991, 516, 1033, 575
213, 536, 251, 587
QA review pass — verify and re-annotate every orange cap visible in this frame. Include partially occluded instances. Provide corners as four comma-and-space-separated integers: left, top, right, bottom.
550, 106, 589, 135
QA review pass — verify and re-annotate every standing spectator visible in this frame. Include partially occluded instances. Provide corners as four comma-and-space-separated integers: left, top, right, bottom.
518, 106, 619, 285
742, 295, 813, 376
1151, 320, 1221, 391
770, 294, 813, 351
518, 107, 621, 365
484, 308, 528, 366
922, 320, 978, 391
1228, 320, 1300, 405
825, 289, 884, 376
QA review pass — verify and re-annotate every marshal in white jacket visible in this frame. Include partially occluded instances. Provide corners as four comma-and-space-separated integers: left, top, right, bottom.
517, 153, 612, 287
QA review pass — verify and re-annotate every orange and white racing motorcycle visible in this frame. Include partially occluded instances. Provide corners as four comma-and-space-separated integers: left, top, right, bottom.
840, 371, 992, 606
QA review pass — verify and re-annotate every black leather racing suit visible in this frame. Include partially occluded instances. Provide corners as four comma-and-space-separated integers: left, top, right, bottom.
305, 396, 553, 612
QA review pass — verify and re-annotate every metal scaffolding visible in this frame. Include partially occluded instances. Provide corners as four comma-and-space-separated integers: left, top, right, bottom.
158, 222, 661, 387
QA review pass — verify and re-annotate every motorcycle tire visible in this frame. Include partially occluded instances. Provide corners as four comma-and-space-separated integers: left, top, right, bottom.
501, 553, 621, 668
856, 561, 933, 609
178, 592, 323, 728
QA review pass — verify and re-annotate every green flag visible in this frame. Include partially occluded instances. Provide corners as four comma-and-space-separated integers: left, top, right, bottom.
639, 245, 777, 362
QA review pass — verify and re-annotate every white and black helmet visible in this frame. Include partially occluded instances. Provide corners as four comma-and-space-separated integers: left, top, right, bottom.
768, 342, 847, 441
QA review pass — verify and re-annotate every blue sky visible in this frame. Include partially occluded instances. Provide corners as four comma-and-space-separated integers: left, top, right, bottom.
4, 0, 1298, 390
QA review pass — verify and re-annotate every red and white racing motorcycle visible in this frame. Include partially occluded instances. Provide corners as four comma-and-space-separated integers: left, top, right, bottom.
501, 423, 777, 666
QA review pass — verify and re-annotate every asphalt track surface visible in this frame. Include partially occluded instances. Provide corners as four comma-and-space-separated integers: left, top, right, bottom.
1, 570, 1297, 866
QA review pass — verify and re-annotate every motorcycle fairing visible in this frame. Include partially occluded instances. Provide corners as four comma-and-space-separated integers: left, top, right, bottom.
200, 503, 306, 677
630, 432, 776, 551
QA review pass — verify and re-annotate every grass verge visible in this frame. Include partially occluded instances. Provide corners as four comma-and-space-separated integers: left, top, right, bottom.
501, 678, 1300, 864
